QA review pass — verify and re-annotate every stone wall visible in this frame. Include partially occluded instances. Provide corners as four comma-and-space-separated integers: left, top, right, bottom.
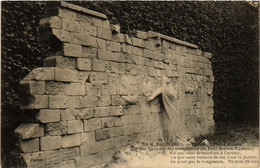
12, 2, 214, 168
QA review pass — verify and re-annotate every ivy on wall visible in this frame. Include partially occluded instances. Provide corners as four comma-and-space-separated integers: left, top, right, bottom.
1, 1, 258, 167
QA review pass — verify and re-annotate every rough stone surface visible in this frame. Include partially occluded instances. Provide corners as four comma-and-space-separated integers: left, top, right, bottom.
84, 118, 102, 132
36, 109, 60, 123
17, 138, 39, 153
49, 95, 67, 108
40, 136, 61, 150
63, 43, 82, 57
46, 121, 68, 136
45, 149, 63, 165
55, 68, 78, 82
44, 56, 76, 69
15, 123, 44, 140
68, 120, 83, 134
62, 133, 81, 148
95, 129, 110, 141
63, 147, 80, 161
14, 3, 214, 168
15, 151, 45, 168
77, 58, 92, 71
65, 82, 85, 95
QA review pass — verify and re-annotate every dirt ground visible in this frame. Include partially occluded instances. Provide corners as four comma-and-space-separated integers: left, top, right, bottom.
98, 122, 259, 168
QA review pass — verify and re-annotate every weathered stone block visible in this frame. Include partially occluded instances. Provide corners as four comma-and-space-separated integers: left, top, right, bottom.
112, 33, 124, 43
88, 72, 108, 85
102, 20, 110, 29
63, 43, 82, 57
101, 117, 115, 128
64, 32, 91, 46
204, 70, 213, 76
84, 118, 101, 131
65, 82, 85, 96
204, 52, 212, 58
81, 131, 95, 143
54, 160, 76, 168
45, 149, 63, 165
36, 109, 60, 123
80, 22, 97, 36
95, 129, 110, 141
62, 133, 81, 148
61, 109, 76, 121
82, 95, 98, 107
144, 41, 157, 51
124, 34, 132, 44
39, 16, 61, 29
92, 17, 103, 27
74, 108, 94, 120
46, 7, 77, 20
17, 138, 39, 153
14, 151, 45, 168
23, 67, 54, 81
62, 19, 80, 32
114, 117, 123, 127
110, 106, 123, 116
93, 59, 106, 72
49, 95, 66, 108
63, 147, 79, 161
55, 68, 79, 82
109, 127, 123, 138
131, 37, 145, 48
15, 123, 44, 139
82, 46, 97, 59
80, 141, 101, 155
96, 38, 106, 50
121, 44, 133, 54
111, 95, 125, 105
46, 121, 68, 136
106, 41, 121, 52
68, 120, 83, 134
94, 107, 110, 117
97, 27, 112, 40
40, 136, 61, 150
113, 136, 128, 147
101, 138, 114, 151
132, 46, 143, 56
76, 58, 92, 71
44, 56, 76, 69
136, 30, 148, 39
66, 96, 84, 108
97, 50, 113, 61
45, 82, 65, 95
98, 96, 111, 107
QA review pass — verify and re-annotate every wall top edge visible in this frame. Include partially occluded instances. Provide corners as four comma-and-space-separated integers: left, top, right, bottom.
47, 1, 108, 20
148, 31, 198, 49
47, 2, 198, 49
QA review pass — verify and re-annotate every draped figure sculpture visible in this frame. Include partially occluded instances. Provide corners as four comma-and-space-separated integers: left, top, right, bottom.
146, 77, 192, 146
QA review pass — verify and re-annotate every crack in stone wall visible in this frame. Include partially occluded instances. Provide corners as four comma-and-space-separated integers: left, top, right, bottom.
12, 2, 215, 168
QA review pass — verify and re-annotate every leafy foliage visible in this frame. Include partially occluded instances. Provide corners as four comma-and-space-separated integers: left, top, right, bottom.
1, 1, 258, 167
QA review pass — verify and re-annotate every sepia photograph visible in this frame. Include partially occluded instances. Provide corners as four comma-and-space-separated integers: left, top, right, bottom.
1, 1, 259, 168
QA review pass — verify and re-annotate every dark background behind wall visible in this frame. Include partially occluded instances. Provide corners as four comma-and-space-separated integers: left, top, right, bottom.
1, 1, 259, 167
